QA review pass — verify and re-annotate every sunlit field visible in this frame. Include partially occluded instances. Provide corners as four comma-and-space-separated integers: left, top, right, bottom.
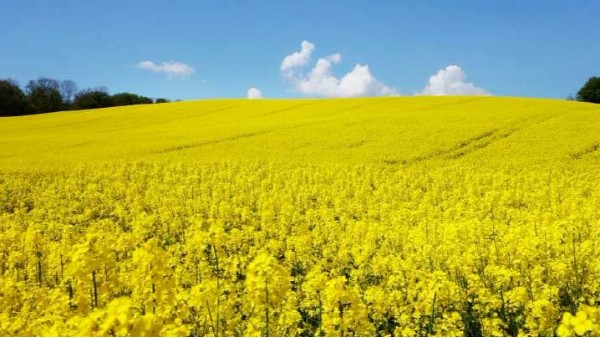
1, 97, 600, 336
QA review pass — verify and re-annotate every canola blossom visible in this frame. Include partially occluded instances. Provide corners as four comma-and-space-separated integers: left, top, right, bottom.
0, 97, 599, 336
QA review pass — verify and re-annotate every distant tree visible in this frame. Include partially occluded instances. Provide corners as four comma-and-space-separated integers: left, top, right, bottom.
72, 88, 114, 109
60, 80, 79, 109
0, 79, 29, 116
3, 76, 174, 115
576, 77, 600, 104
26, 77, 64, 113
111, 92, 153, 106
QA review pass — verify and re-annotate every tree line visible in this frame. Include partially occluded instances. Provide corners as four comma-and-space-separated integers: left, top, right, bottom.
2, 76, 598, 118
0, 77, 170, 117
574, 77, 600, 104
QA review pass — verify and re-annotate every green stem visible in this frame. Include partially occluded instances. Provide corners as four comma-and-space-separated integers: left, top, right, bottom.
265, 278, 269, 337
36, 251, 43, 285
428, 292, 437, 335
318, 292, 323, 335
213, 244, 221, 336
92, 270, 98, 308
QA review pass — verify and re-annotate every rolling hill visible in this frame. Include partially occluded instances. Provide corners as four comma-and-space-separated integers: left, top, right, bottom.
1, 96, 600, 336
1, 96, 599, 169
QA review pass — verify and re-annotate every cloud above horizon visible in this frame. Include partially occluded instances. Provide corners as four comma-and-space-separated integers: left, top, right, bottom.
137, 60, 195, 80
247, 87, 263, 99
421, 65, 489, 95
281, 40, 396, 97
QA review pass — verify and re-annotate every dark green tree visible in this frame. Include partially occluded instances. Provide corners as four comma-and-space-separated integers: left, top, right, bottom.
72, 88, 114, 109
0, 79, 29, 116
576, 77, 600, 104
60, 80, 79, 109
26, 77, 64, 113
155, 98, 170, 103
111, 92, 153, 106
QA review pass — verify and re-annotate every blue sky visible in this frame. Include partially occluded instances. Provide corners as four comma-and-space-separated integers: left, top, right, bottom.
1, 0, 598, 100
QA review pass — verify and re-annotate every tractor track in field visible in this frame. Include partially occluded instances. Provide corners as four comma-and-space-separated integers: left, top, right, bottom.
403, 97, 486, 114
384, 126, 519, 166
153, 130, 274, 153
443, 128, 517, 160
0, 141, 95, 160
415, 128, 515, 162
333, 98, 389, 114
104, 104, 241, 133
256, 102, 317, 118
152, 119, 328, 154
347, 140, 368, 149
570, 142, 600, 160
156, 99, 395, 155
45, 116, 110, 129
255, 98, 389, 119
382, 110, 571, 166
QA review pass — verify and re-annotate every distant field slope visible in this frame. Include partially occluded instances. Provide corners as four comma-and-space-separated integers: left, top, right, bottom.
1, 96, 599, 169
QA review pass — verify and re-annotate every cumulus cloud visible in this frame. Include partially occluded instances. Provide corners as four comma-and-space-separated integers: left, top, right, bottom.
280, 40, 315, 74
281, 40, 396, 97
247, 87, 263, 99
137, 60, 195, 79
421, 65, 489, 95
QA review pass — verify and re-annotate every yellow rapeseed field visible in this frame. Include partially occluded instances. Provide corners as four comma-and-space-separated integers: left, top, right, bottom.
1, 96, 600, 336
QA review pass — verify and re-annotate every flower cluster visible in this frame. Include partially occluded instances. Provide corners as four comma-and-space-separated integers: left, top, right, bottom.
0, 161, 599, 336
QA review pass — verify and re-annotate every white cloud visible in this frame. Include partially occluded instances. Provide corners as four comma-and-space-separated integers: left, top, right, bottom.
326, 53, 341, 63
137, 60, 195, 79
280, 40, 315, 74
281, 41, 396, 97
247, 87, 263, 99
421, 65, 489, 95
